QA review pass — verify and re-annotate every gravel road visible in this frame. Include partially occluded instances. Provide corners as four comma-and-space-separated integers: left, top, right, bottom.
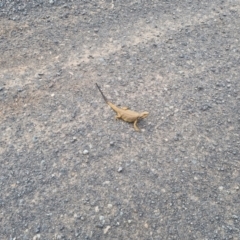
0, 0, 240, 239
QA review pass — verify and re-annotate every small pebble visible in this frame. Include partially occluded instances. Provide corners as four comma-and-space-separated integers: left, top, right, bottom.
74, 213, 80, 219
71, 137, 77, 143
83, 150, 89, 155
99, 216, 105, 224
103, 226, 111, 234
33, 234, 41, 240
118, 167, 123, 172
96, 224, 103, 228
35, 226, 41, 233
95, 206, 99, 212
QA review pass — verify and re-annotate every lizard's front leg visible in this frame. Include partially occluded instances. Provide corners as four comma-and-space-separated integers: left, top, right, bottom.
115, 112, 121, 120
133, 119, 140, 131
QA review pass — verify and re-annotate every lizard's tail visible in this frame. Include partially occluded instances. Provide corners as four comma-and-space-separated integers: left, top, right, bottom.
96, 83, 108, 103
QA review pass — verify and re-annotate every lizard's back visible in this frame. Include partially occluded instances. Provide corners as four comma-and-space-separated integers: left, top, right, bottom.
108, 102, 140, 122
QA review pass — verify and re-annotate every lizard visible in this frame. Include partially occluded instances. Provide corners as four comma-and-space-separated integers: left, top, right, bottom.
96, 83, 149, 131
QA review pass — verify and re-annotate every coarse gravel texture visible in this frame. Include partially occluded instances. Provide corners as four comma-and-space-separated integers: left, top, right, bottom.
0, 0, 240, 239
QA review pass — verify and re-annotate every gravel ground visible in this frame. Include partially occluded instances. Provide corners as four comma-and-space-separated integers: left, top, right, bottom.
0, 0, 240, 239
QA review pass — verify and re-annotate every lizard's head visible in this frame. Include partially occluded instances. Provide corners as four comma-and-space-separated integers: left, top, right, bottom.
139, 111, 149, 119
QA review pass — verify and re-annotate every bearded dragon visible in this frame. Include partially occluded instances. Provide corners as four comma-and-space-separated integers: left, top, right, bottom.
96, 83, 149, 131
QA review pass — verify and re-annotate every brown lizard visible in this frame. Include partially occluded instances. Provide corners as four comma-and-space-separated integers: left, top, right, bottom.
96, 83, 149, 131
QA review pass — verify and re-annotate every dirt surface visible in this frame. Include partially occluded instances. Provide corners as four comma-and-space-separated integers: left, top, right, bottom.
1, 0, 240, 239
